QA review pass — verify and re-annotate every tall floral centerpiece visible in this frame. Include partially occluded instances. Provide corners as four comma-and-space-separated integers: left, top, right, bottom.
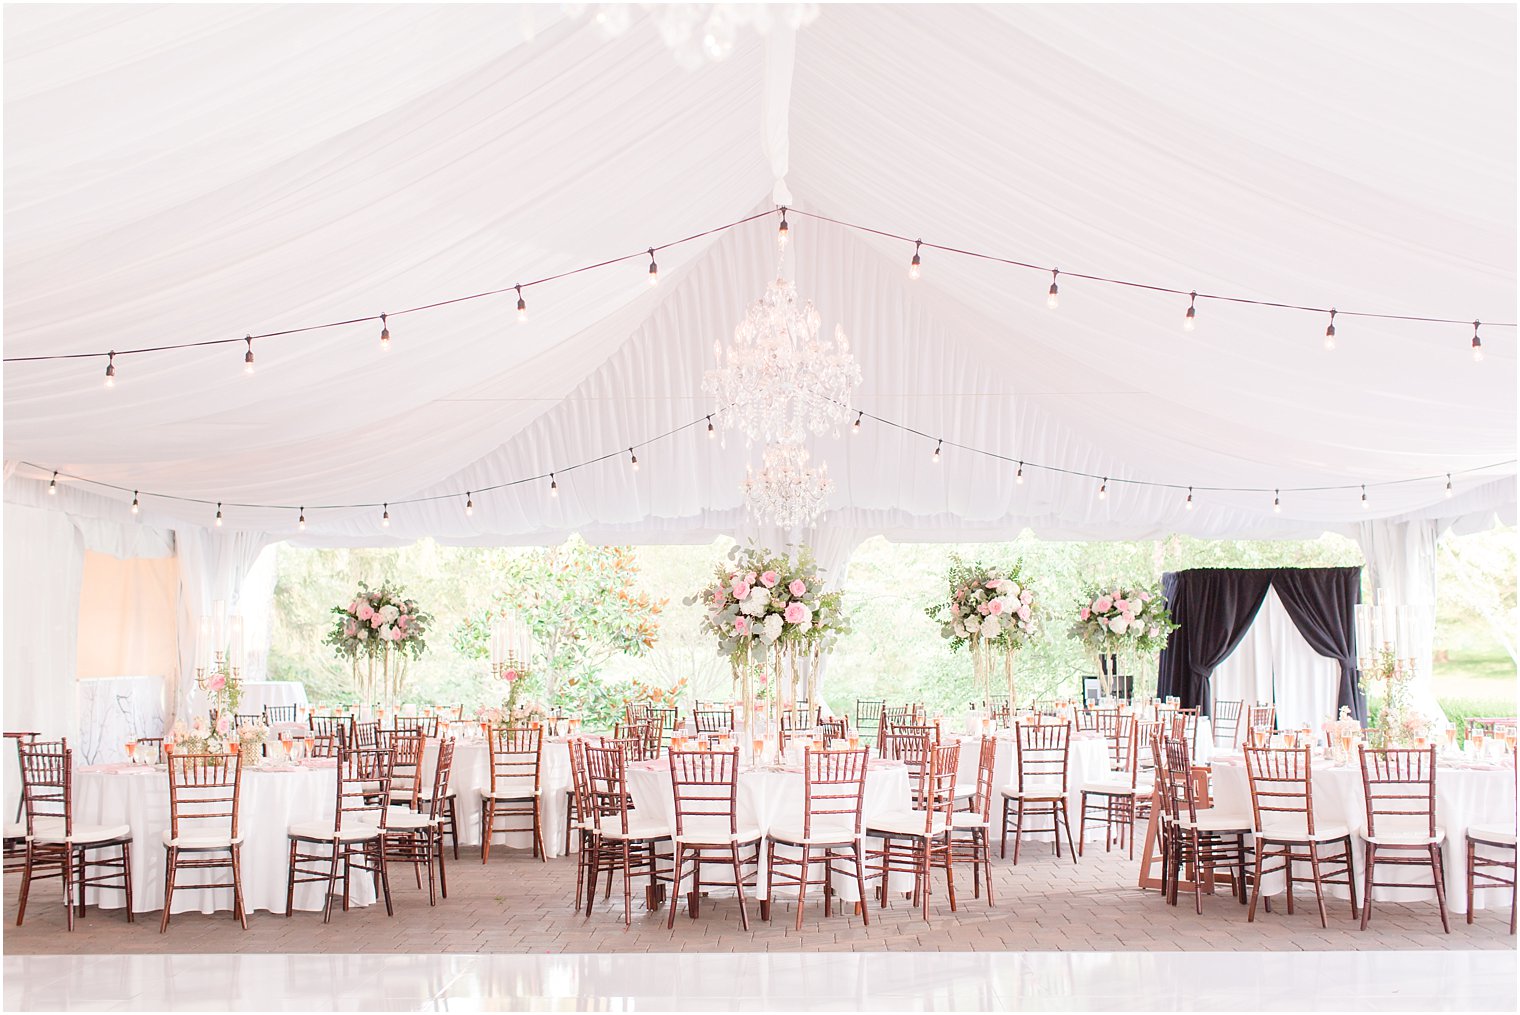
688, 544, 847, 743
1355, 595, 1431, 747
1069, 582, 1177, 698
926, 556, 1042, 708
326, 581, 431, 713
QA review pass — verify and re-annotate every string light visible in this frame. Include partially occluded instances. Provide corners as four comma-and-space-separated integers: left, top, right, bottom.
298, 507, 306, 531
516, 285, 527, 324
851, 411, 862, 435
647, 249, 659, 287
465, 492, 474, 516
1016, 461, 1024, 484
629, 448, 639, 471
1473, 321, 1483, 362
1184, 487, 1194, 510
1098, 478, 1107, 500
130, 490, 139, 514
1183, 292, 1196, 331
1361, 485, 1369, 510
48, 471, 57, 495
381, 503, 390, 527
243, 337, 255, 374
931, 439, 942, 463
777, 206, 789, 247
706, 415, 716, 439
1324, 309, 1337, 351
908, 240, 922, 281
1273, 489, 1281, 513
1445, 474, 1453, 498
379, 313, 390, 351
214, 502, 223, 526
104, 352, 116, 388
1047, 269, 1060, 310
549, 473, 559, 497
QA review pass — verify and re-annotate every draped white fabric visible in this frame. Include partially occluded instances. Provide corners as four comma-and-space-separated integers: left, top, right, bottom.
1210, 586, 1342, 729
170, 529, 274, 726
1356, 519, 1449, 727
2, 504, 84, 741
0, 5, 1511, 547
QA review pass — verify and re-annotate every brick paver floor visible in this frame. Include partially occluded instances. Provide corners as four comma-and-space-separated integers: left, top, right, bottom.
5, 843, 1511, 955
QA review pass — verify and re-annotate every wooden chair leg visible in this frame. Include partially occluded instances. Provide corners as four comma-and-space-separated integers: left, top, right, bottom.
160, 848, 178, 933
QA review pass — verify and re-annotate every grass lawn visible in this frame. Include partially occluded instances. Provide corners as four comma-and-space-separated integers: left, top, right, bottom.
1432, 646, 1517, 722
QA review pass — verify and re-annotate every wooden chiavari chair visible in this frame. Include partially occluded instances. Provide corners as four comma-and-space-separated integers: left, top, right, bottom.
819, 718, 849, 742
1243, 704, 1276, 747
162, 749, 247, 932
1093, 706, 1121, 738
1243, 745, 1358, 927
1074, 709, 1098, 732
353, 721, 380, 748
1080, 714, 1150, 858
4, 732, 38, 874
385, 737, 454, 906
378, 729, 425, 813
867, 741, 961, 920
135, 737, 166, 765
1465, 746, 1517, 934
1212, 699, 1243, 750
880, 725, 935, 806
647, 707, 680, 745
481, 726, 545, 863
624, 703, 652, 727
15, 739, 134, 931
233, 713, 263, 732
1357, 745, 1448, 932
285, 743, 394, 922
581, 742, 672, 927
309, 715, 354, 745
666, 747, 761, 929
1156, 737, 1251, 914
609, 724, 662, 762
392, 715, 438, 738
567, 739, 596, 913
1000, 721, 1076, 863
950, 735, 997, 905
763, 747, 872, 930
265, 704, 299, 724
855, 700, 885, 743
694, 709, 735, 735
1171, 708, 1201, 756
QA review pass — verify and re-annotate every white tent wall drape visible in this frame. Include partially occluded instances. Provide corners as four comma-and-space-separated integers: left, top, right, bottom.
1355, 518, 1448, 727
170, 528, 273, 727
3, 503, 85, 742
1211, 585, 1343, 731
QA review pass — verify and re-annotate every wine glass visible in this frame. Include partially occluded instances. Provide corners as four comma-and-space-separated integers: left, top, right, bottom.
303, 735, 315, 760
124, 740, 137, 764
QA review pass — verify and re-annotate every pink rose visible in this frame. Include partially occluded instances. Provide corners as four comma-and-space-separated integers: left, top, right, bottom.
1020, 590, 1033, 605
789, 579, 807, 597
1094, 596, 1113, 614
357, 602, 374, 621
986, 580, 999, 589
215, 714, 231, 736
1139, 591, 1152, 602
978, 603, 991, 615
1149, 626, 1161, 638
502, 669, 519, 683
390, 627, 404, 641
744, 572, 757, 585
734, 617, 750, 636
760, 570, 779, 588
731, 579, 751, 600
371, 614, 383, 628
344, 621, 357, 637
1018, 605, 1032, 621
987, 600, 1004, 616
207, 673, 227, 692
784, 602, 806, 624
715, 586, 728, 603
1114, 599, 1130, 613
1080, 607, 1091, 621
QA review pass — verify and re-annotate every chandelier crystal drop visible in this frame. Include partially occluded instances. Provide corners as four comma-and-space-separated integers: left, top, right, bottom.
742, 441, 832, 529
704, 277, 862, 445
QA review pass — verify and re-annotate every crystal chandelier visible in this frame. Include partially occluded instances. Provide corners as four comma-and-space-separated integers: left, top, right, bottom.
704, 276, 861, 445
742, 441, 832, 529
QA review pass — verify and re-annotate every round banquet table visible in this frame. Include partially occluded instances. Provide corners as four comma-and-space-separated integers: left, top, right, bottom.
238, 681, 309, 716
960, 714, 1214, 765
948, 731, 1118, 842
72, 759, 377, 915
423, 735, 574, 857
624, 756, 916, 901
1210, 751, 1518, 914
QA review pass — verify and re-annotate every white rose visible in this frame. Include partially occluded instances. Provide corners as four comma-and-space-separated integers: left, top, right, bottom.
1006, 582, 1021, 599
380, 604, 401, 623
953, 622, 968, 638
761, 613, 784, 644
964, 615, 982, 633
1131, 600, 1145, 617
1109, 616, 1129, 635
981, 616, 1002, 639
357, 628, 370, 640
740, 588, 770, 617
378, 624, 393, 640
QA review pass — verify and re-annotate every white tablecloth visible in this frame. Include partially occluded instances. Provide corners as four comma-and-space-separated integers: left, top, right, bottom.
625, 758, 914, 901
1210, 753, 1518, 914
239, 681, 309, 716
424, 736, 573, 857
949, 732, 1116, 843
72, 760, 376, 914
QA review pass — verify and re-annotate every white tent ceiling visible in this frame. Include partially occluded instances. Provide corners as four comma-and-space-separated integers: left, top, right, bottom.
4, 4, 1515, 545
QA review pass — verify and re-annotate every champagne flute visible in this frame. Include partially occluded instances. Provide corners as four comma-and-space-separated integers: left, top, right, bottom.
124, 740, 137, 764
303, 735, 315, 760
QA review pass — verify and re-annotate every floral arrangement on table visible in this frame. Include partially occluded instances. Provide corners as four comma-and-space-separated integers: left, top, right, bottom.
477, 698, 552, 730
925, 555, 1043, 706
1359, 644, 1427, 748
1069, 581, 1178, 696
326, 580, 432, 710
198, 666, 242, 720
685, 543, 848, 737
236, 718, 269, 766
169, 714, 234, 757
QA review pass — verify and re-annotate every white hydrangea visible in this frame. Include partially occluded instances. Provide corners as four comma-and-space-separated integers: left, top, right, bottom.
761, 613, 784, 643
981, 615, 1002, 639
740, 588, 771, 616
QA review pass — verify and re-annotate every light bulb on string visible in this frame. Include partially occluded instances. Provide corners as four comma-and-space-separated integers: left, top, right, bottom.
381, 503, 391, 527
777, 207, 789, 248
379, 314, 390, 351
516, 285, 527, 324
1184, 487, 1194, 511
1472, 321, 1483, 362
130, 490, 140, 514
465, 492, 474, 516
1183, 292, 1197, 331
931, 439, 942, 464
105, 352, 117, 388
214, 503, 223, 526
298, 508, 306, 531
1015, 462, 1024, 484
1324, 309, 1337, 351
629, 448, 639, 471
243, 337, 255, 374
1360, 485, 1369, 510
1098, 478, 1107, 500
647, 249, 659, 287
549, 473, 559, 497
1273, 489, 1281, 513
1047, 269, 1060, 310
908, 240, 922, 281
706, 415, 716, 440
1445, 474, 1454, 498
851, 411, 862, 435
48, 471, 57, 495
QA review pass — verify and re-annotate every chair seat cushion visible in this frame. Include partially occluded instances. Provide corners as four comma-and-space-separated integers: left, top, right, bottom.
1175, 810, 1252, 833
952, 782, 977, 799
866, 810, 951, 838
951, 812, 991, 830
1254, 821, 1352, 843
482, 783, 539, 801
673, 817, 762, 846
1467, 824, 1518, 847
1361, 825, 1447, 846
30, 818, 131, 845
1001, 783, 1065, 800
592, 816, 671, 841
288, 820, 383, 842
4, 822, 25, 839
1080, 779, 1140, 797
161, 830, 242, 849
384, 808, 436, 830
767, 819, 861, 846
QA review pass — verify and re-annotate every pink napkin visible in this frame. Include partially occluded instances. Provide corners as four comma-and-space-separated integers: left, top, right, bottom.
300, 758, 338, 770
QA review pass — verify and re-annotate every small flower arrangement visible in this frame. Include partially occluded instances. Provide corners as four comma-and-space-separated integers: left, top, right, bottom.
925, 555, 1042, 652
1069, 582, 1177, 655
171, 715, 232, 757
